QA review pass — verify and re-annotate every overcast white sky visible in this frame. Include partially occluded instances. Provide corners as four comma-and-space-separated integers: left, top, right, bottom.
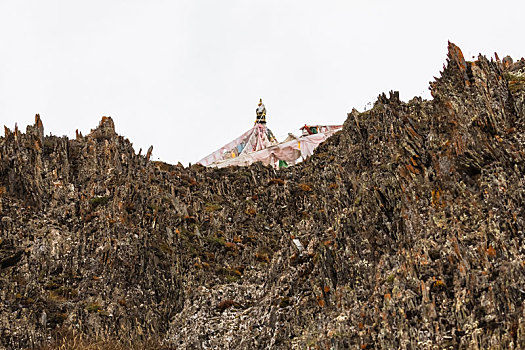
1, 1, 523, 165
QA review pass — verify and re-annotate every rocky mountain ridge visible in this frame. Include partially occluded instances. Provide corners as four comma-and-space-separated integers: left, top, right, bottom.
2, 43, 525, 349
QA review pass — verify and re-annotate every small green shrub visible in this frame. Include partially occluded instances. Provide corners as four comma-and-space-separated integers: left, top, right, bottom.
206, 235, 225, 248
86, 303, 102, 313
90, 196, 110, 209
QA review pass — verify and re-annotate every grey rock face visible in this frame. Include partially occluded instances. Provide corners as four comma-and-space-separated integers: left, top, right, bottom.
2, 43, 525, 349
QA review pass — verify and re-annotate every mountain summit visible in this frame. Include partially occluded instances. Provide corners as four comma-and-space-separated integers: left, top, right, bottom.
2, 43, 525, 349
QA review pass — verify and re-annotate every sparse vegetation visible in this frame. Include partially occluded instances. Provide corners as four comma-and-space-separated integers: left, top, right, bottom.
36, 328, 171, 350
205, 235, 225, 248
204, 202, 222, 212
4, 43, 525, 349
504, 72, 525, 93
85, 303, 102, 313
90, 196, 110, 209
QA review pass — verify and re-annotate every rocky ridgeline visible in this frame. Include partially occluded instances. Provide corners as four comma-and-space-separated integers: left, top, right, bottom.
2, 43, 525, 349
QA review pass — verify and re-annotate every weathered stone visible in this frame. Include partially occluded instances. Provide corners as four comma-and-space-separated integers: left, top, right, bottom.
1, 43, 525, 349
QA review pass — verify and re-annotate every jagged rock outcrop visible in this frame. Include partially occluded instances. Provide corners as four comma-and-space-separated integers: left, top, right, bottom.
2, 43, 525, 349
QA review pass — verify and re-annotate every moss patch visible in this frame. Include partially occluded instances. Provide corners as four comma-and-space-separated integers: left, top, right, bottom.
90, 196, 110, 209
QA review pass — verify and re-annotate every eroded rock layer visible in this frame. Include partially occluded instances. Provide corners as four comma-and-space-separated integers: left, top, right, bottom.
2, 43, 525, 349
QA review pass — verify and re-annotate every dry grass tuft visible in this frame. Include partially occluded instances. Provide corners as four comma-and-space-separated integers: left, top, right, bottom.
36, 328, 173, 350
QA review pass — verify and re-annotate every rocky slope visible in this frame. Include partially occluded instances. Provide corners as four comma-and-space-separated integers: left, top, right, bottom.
2, 43, 525, 349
